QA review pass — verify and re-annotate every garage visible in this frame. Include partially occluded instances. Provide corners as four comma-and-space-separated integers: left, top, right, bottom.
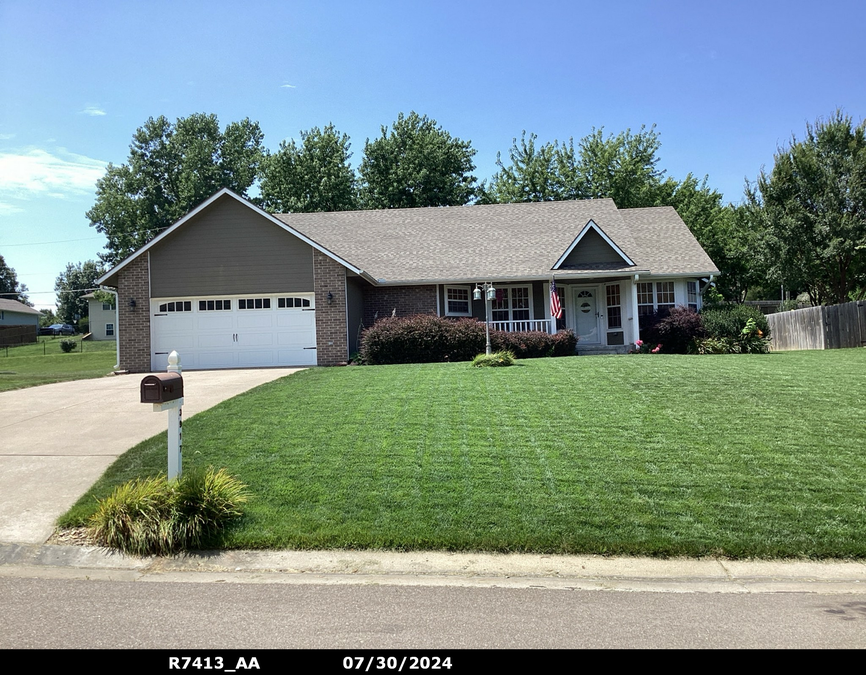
150, 293, 317, 371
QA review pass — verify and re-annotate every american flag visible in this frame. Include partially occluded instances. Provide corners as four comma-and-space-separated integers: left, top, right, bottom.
550, 279, 563, 319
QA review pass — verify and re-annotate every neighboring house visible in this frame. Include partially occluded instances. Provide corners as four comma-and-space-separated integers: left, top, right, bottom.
0, 298, 41, 345
81, 293, 118, 341
96, 189, 719, 372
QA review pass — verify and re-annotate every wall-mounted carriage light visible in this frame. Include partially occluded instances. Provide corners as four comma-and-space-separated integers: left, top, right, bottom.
128, 298, 136, 310
327, 292, 334, 304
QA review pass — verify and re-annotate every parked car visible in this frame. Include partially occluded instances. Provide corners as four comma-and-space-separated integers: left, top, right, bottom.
45, 323, 75, 336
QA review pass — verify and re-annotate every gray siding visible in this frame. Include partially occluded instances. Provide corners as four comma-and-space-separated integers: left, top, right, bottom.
0, 311, 39, 326
149, 196, 314, 297
346, 277, 366, 355
561, 229, 624, 267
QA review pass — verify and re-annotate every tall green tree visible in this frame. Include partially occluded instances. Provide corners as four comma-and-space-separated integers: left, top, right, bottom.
87, 113, 265, 265
55, 260, 105, 324
0, 254, 30, 305
477, 132, 560, 203
259, 124, 357, 213
358, 112, 477, 209
749, 111, 866, 305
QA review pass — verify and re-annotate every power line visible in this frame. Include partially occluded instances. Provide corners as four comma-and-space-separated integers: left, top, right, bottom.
2, 236, 106, 247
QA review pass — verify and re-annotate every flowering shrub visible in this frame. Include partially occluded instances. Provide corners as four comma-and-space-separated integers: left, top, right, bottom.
697, 304, 771, 354
472, 350, 516, 367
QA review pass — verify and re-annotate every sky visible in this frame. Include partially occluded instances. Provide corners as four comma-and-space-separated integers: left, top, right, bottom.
1, 0, 864, 311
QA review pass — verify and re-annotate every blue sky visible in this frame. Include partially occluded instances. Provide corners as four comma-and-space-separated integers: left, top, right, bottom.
1, 0, 864, 310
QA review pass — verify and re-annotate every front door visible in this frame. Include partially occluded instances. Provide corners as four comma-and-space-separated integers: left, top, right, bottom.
572, 288, 600, 343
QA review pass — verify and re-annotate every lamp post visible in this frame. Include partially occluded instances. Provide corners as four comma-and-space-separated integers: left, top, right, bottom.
473, 283, 497, 355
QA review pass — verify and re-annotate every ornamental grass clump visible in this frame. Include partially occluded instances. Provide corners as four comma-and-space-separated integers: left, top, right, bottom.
472, 350, 516, 367
88, 468, 248, 555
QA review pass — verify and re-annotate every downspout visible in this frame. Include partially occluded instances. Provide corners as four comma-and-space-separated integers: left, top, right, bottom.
100, 286, 120, 370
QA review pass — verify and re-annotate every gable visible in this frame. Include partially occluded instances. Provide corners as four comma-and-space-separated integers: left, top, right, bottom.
552, 220, 635, 271
149, 194, 314, 297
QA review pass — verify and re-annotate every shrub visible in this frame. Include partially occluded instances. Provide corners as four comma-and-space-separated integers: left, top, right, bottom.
59, 339, 77, 353
88, 468, 248, 555
359, 315, 577, 365
472, 350, 516, 367
697, 305, 771, 354
652, 307, 706, 354
491, 329, 577, 358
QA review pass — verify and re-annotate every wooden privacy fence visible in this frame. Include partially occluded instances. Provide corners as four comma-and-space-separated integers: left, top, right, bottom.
0, 325, 37, 347
767, 301, 866, 351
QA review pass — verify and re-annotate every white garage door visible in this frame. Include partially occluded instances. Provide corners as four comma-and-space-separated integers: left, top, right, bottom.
150, 294, 317, 371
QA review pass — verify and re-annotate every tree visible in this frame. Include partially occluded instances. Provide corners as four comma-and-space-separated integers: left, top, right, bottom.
0, 254, 30, 305
482, 125, 670, 208
259, 124, 357, 213
477, 132, 560, 203
55, 260, 105, 324
358, 112, 477, 209
87, 113, 265, 264
749, 111, 866, 305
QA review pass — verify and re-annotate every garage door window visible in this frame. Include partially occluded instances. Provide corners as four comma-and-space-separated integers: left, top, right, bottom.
238, 298, 271, 310
158, 301, 192, 312
199, 299, 232, 311
278, 297, 312, 308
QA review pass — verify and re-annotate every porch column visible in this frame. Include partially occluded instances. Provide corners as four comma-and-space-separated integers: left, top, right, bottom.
630, 278, 641, 345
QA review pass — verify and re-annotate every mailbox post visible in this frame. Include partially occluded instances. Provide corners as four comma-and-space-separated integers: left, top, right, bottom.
140, 351, 184, 481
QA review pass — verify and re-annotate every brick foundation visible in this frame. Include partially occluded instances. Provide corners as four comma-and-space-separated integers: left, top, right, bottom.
118, 254, 151, 372
314, 250, 349, 365
362, 285, 437, 327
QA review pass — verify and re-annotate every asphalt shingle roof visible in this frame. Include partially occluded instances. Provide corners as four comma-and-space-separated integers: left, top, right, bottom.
275, 199, 718, 283
0, 298, 41, 315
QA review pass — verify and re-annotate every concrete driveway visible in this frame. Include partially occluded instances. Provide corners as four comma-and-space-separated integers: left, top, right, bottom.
0, 368, 303, 544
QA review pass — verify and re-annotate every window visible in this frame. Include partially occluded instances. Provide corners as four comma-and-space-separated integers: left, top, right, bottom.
637, 282, 654, 317
656, 282, 675, 314
606, 284, 622, 329
105, 323, 114, 337
198, 300, 232, 311
278, 297, 312, 309
491, 286, 531, 322
158, 301, 192, 312
238, 298, 271, 310
102, 302, 116, 311
687, 281, 698, 311
445, 286, 471, 316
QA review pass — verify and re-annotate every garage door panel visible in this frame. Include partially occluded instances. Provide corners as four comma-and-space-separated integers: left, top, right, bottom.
237, 314, 274, 329
276, 312, 315, 328
198, 351, 237, 369
277, 330, 315, 347
278, 348, 317, 366
198, 315, 234, 331
239, 332, 274, 347
238, 350, 278, 367
197, 333, 234, 348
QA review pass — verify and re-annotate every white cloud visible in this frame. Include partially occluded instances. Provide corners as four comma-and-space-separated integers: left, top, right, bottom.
0, 200, 23, 215
0, 148, 107, 200
280, 83, 296, 88
80, 106, 107, 116
0, 133, 15, 140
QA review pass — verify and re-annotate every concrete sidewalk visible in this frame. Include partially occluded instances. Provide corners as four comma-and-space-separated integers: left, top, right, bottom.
0, 368, 302, 544
1, 542, 865, 594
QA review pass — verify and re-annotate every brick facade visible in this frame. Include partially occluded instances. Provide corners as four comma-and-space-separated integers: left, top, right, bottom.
118, 253, 151, 372
362, 285, 437, 327
313, 249, 349, 365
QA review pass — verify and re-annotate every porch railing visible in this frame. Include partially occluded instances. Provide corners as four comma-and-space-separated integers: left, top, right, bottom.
489, 319, 553, 334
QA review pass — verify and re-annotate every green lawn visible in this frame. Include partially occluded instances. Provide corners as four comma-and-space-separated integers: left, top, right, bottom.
0, 338, 117, 391
62, 349, 866, 558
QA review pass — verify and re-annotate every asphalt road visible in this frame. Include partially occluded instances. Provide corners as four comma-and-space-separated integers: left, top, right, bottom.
2, 576, 865, 650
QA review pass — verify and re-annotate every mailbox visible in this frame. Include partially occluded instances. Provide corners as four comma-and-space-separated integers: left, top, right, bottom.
140, 372, 184, 403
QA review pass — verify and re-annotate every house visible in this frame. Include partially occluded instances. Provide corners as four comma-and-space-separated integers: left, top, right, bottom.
81, 293, 117, 340
96, 189, 719, 372
0, 298, 41, 346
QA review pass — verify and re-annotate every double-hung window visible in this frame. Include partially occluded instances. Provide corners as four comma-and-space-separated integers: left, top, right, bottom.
491, 286, 531, 323
445, 286, 471, 316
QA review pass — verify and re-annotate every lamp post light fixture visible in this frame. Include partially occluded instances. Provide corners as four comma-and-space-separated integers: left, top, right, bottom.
474, 282, 497, 355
